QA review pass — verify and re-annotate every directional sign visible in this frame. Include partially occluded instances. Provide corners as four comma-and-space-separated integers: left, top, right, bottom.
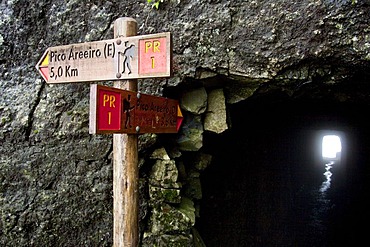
36, 32, 172, 83
89, 84, 183, 134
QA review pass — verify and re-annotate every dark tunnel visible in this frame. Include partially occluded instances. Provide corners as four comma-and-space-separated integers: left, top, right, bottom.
196, 83, 370, 247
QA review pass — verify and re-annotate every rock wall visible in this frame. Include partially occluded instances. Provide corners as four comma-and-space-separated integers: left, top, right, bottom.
1, 0, 369, 246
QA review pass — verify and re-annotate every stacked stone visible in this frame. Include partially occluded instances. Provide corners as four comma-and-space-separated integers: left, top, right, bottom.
142, 146, 211, 246
177, 87, 228, 151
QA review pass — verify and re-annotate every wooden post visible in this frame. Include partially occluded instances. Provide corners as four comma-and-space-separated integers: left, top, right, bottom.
113, 17, 139, 247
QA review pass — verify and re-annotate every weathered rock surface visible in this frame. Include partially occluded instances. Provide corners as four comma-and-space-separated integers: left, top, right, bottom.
180, 87, 208, 114
1, 0, 369, 246
204, 88, 228, 134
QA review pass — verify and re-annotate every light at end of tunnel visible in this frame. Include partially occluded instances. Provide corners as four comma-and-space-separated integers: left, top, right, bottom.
322, 135, 342, 161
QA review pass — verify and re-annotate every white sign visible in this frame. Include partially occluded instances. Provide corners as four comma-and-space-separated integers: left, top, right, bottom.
36, 32, 172, 83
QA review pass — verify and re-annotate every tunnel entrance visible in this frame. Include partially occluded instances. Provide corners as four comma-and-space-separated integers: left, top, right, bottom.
196, 91, 370, 246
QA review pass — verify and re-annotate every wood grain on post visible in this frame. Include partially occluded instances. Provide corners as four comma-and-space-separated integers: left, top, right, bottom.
113, 17, 139, 247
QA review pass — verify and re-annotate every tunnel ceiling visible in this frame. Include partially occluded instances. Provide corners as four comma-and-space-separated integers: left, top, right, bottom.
226, 70, 370, 131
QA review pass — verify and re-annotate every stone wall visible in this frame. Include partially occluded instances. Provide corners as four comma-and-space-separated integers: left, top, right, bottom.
1, 0, 369, 246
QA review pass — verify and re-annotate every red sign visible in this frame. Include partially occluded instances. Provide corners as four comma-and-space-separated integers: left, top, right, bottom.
97, 89, 122, 131
89, 84, 183, 134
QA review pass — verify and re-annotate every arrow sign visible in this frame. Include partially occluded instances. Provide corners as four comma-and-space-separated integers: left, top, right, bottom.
89, 84, 183, 134
35, 32, 172, 83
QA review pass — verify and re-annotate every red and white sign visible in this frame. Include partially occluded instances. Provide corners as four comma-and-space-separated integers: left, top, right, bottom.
36, 32, 172, 84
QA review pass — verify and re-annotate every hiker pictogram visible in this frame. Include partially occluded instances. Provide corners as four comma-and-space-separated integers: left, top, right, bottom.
123, 94, 135, 128
118, 41, 136, 75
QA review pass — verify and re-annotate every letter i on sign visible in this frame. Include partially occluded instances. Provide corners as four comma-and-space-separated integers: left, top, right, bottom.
98, 90, 121, 131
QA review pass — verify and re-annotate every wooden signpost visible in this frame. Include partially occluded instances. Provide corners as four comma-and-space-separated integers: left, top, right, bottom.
36, 17, 182, 247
